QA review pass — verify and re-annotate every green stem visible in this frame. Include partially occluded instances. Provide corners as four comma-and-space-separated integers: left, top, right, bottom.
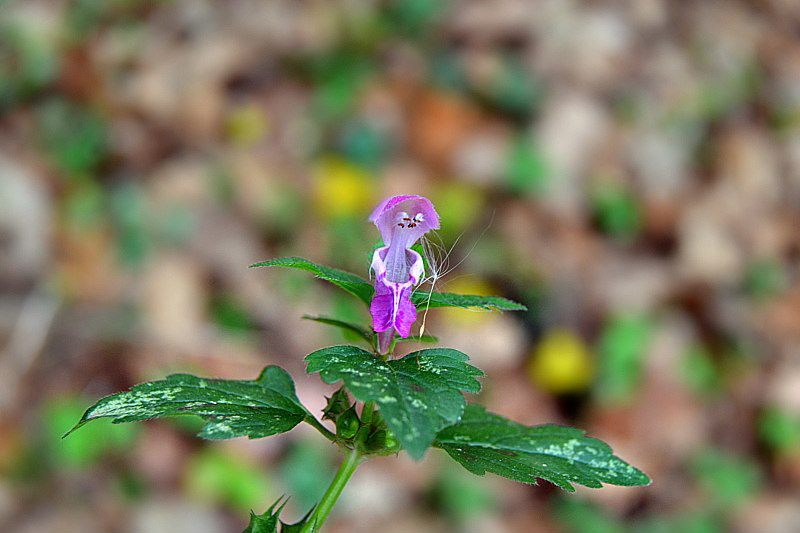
301, 447, 360, 533
304, 415, 337, 443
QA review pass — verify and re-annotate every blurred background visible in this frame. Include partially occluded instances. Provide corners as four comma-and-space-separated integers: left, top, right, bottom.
2, 0, 800, 531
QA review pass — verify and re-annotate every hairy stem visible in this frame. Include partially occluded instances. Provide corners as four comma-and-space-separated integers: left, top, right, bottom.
301, 447, 360, 533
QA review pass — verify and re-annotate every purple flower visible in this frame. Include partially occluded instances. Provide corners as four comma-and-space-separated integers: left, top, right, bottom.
368, 195, 439, 353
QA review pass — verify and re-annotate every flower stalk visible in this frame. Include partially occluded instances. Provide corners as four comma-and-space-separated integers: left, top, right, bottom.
299, 447, 361, 533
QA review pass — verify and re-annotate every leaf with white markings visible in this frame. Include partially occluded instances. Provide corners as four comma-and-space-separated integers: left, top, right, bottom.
303, 315, 438, 345
434, 404, 651, 491
249, 257, 526, 314
250, 257, 373, 305
302, 315, 373, 343
68, 366, 309, 440
305, 346, 483, 460
411, 291, 527, 311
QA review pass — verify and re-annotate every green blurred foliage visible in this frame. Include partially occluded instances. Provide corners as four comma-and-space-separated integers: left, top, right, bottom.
64, 0, 165, 41
157, 203, 196, 244
555, 498, 623, 533
279, 441, 333, 511
743, 258, 787, 302
209, 166, 236, 205
211, 292, 257, 336
110, 181, 151, 268
680, 345, 723, 398
557, 495, 723, 533
258, 185, 305, 241
328, 217, 372, 268
431, 184, 485, 242
695, 63, 762, 124
431, 466, 495, 524
504, 133, 548, 195
35, 99, 109, 178
42, 396, 137, 469
633, 511, 721, 533
0, 20, 58, 110
691, 448, 761, 510
306, 51, 375, 124
383, 0, 446, 38
328, 291, 370, 343
595, 314, 653, 404
165, 411, 207, 436
117, 470, 149, 502
337, 119, 391, 172
63, 179, 106, 230
759, 407, 800, 454
479, 55, 540, 118
590, 181, 643, 241
185, 448, 272, 512
429, 51, 469, 92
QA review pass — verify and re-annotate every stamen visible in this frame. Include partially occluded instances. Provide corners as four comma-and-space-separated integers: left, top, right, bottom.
395, 211, 410, 230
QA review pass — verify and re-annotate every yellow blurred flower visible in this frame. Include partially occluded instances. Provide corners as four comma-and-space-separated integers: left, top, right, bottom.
528, 328, 594, 394
225, 104, 268, 145
313, 157, 375, 219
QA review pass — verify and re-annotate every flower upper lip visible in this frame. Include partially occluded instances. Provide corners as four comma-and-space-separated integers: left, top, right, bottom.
369, 195, 440, 247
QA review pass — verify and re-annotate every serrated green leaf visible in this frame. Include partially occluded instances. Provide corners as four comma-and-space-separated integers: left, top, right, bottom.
249, 257, 526, 314
249, 257, 373, 305
305, 346, 483, 460
281, 505, 317, 533
401, 333, 439, 343
302, 315, 373, 342
434, 404, 651, 491
243, 496, 287, 533
303, 315, 437, 345
69, 366, 309, 440
244, 496, 319, 533
411, 291, 527, 311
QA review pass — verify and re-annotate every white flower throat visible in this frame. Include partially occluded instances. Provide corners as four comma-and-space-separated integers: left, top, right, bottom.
385, 212, 424, 283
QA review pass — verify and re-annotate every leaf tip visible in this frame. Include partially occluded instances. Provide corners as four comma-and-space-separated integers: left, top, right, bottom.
633, 468, 653, 487
61, 417, 89, 439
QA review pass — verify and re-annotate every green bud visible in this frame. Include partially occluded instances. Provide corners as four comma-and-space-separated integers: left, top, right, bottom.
366, 429, 387, 451
323, 387, 352, 421
336, 406, 360, 440
384, 429, 398, 451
